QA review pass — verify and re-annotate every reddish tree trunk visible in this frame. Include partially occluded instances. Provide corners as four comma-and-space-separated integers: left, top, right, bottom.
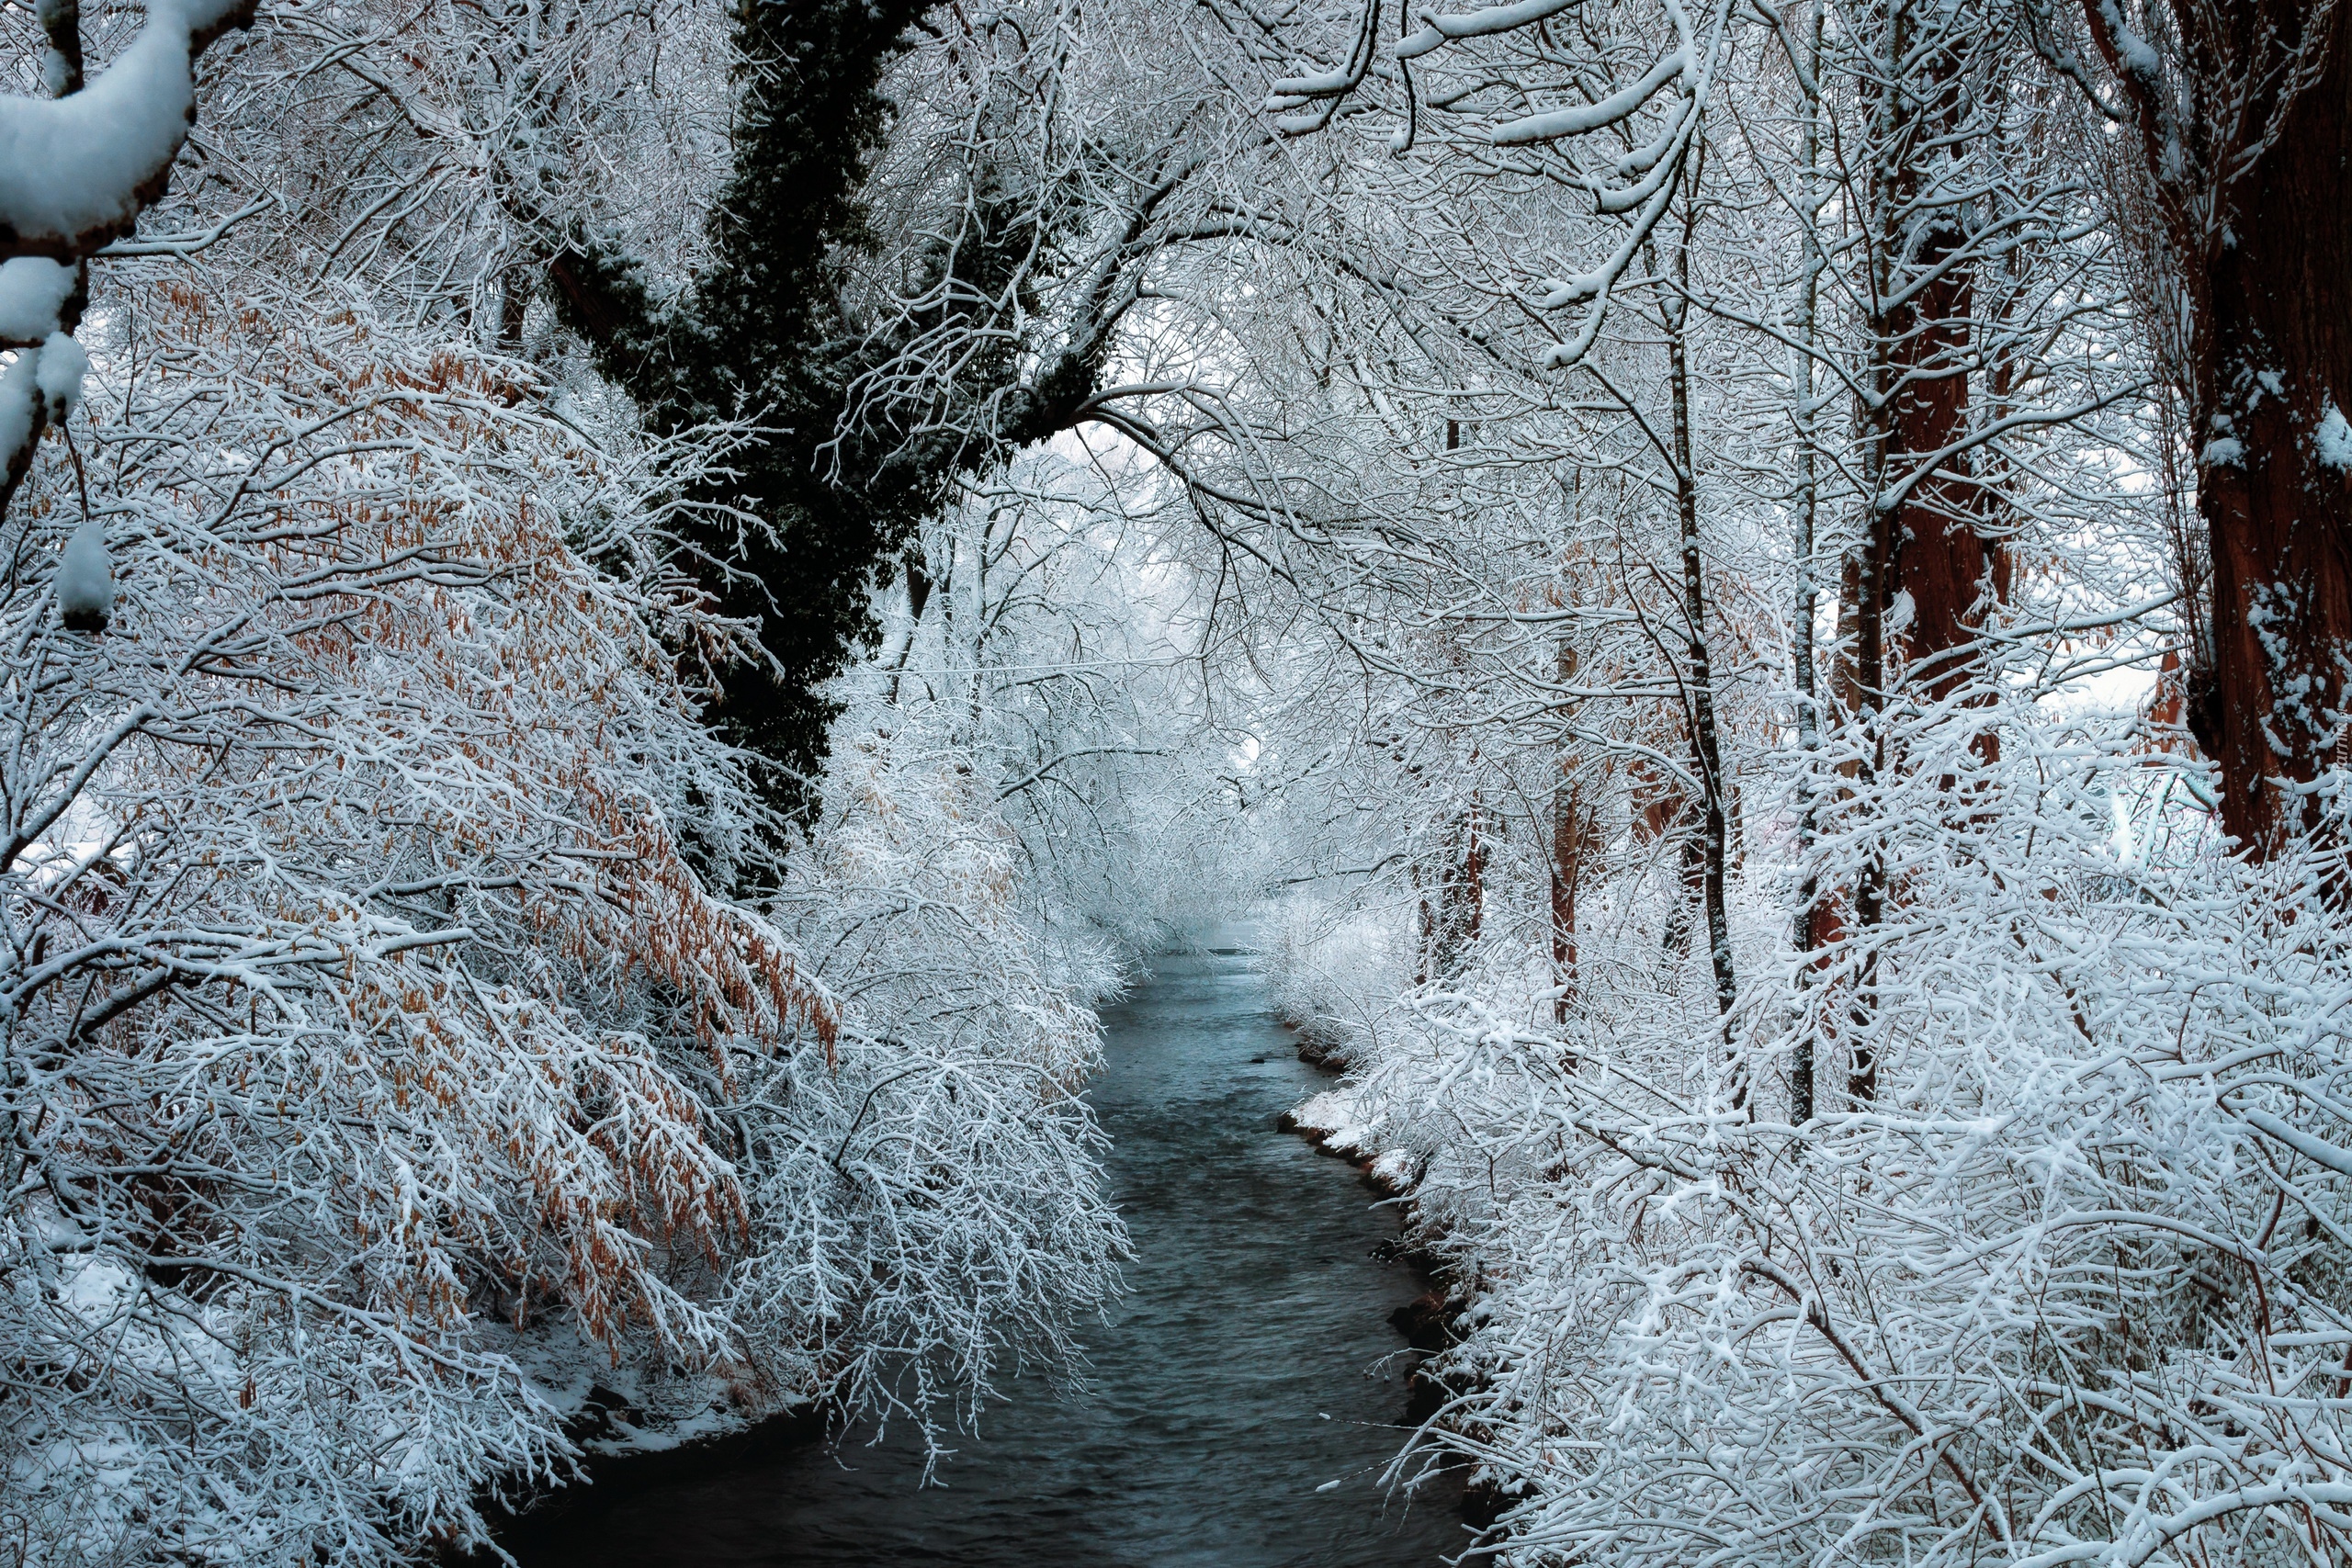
1549, 783, 1590, 1028
2190, 36, 2352, 850
1878, 9, 1989, 703
2084, 1, 2352, 852
1839, 2, 1986, 1106
1887, 243, 1987, 697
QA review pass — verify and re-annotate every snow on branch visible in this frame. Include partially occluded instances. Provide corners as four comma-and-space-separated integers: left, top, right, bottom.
0, 0, 257, 262
1395, 0, 1578, 59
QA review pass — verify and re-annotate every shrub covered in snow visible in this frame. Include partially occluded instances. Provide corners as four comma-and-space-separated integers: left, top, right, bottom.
1317, 681, 2352, 1568
1258, 897, 1415, 1066
0, 281, 819, 1563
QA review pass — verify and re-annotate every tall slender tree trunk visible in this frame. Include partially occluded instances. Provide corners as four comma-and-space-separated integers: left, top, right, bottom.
1550, 643, 1589, 1030
1847, 6, 1906, 1107
1550, 779, 1585, 1026
2180, 14, 2351, 852
1664, 232, 1739, 1034
1848, 0, 1990, 1103
1790, 0, 1829, 1127
885, 552, 933, 707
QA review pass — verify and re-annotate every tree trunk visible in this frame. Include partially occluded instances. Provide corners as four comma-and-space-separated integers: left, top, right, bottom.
2187, 25, 2352, 852
1550, 778, 1584, 1028
2082, 0, 2352, 853
1880, 1, 1988, 702
885, 551, 933, 707
1664, 235, 1739, 1032
1549, 642, 1594, 1030
1790, 0, 1828, 1127
1846, 0, 1989, 1103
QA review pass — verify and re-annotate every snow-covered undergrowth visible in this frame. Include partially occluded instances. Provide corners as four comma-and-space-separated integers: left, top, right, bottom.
1287, 690, 2352, 1566
748, 714, 1127, 1447
1260, 897, 1415, 1066
0, 284, 798, 1564
0, 284, 1129, 1566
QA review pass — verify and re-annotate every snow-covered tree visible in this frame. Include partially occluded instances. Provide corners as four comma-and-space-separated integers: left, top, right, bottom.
0, 5, 1133, 1558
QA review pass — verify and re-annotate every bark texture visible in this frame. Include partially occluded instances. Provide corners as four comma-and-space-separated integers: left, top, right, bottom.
1663, 241, 1738, 1032
2189, 25, 2352, 849
2082, 0, 2352, 851
1879, 4, 1991, 702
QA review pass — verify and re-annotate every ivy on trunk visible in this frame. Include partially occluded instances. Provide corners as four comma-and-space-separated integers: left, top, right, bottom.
548, 0, 1096, 823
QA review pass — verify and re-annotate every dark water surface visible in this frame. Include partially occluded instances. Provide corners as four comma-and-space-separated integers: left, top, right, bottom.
511, 941, 1463, 1566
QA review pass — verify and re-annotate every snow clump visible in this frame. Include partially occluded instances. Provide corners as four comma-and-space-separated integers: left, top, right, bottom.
0, 258, 75, 344
34, 331, 85, 417
2318, 400, 2352, 472
58, 517, 112, 631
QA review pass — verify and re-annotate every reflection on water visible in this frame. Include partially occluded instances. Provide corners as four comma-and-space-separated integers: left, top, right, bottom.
505, 941, 1463, 1567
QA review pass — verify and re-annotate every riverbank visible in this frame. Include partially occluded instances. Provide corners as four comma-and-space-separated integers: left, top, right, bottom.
1255, 904, 1532, 1543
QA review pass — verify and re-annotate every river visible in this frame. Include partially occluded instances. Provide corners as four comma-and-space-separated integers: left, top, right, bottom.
504, 940, 1464, 1566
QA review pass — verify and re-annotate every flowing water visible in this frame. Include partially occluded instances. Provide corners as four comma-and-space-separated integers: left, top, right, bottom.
506, 941, 1464, 1566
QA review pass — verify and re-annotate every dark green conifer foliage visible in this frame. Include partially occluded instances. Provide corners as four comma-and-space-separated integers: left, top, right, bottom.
550, 0, 1092, 822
